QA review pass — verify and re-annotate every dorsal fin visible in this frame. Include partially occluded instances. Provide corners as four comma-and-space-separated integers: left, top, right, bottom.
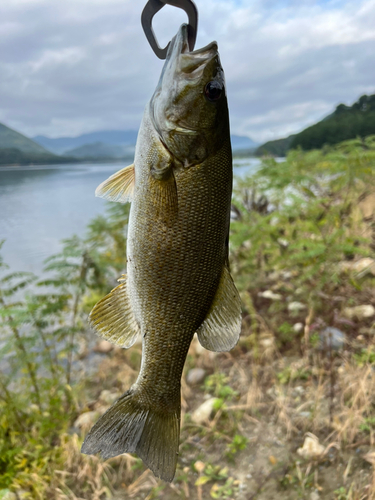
95, 164, 135, 204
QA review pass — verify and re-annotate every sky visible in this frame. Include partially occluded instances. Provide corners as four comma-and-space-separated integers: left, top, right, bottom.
1, 0, 375, 144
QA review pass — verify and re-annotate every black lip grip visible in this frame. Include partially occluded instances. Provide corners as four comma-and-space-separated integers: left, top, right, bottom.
141, 0, 198, 59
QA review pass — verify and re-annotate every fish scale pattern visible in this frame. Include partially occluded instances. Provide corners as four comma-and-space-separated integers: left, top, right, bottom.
127, 111, 232, 410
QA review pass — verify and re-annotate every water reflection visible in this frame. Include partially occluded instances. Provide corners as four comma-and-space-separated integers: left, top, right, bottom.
0, 159, 267, 276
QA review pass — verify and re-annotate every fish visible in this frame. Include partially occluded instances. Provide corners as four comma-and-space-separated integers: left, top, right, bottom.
81, 23, 242, 482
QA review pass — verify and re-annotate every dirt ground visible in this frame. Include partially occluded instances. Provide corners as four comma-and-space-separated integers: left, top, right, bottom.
68, 325, 375, 500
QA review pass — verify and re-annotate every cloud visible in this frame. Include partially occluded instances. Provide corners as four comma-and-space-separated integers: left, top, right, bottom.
0, 0, 374, 142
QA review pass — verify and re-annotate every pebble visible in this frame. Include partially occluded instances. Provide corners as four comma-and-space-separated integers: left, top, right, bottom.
93, 340, 114, 353
77, 339, 88, 359
191, 398, 218, 424
319, 327, 346, 351
310, 491, 320, 500
288, 301, 306, 312
343, 305, 375, 320
299, 411, 311, 418
260, 337, 274, 348
186, 368, 206, 385
363, 451, 375, 465
293, 322, 304, 333
340, 258, 375, 277
297, 434, 325, 459
281, 270, 293, 280
74, 410, 99, 429
258, 290, 282, 300
277, 238, 289, 248
194, 460, 205, 473
266, 387, 277, 398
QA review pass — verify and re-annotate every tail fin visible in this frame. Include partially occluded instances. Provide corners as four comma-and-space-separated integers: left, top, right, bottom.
81, 389, 180, 482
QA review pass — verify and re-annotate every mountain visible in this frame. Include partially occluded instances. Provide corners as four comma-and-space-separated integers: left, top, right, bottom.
256, 94, 375, 156
0, 122, 73, 165
255, 135, 296, 157
0, 148, 77, 166
64, 141, 135, 160
0, 123, 51, 154
230, 135, 258, 151
33, 130, 139, 155
33, 129, 257, 157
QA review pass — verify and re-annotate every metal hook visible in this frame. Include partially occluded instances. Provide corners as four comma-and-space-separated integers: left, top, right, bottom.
141, 0, 198, 59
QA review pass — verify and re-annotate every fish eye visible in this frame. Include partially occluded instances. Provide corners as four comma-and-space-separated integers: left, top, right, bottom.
204, 81, 223, 102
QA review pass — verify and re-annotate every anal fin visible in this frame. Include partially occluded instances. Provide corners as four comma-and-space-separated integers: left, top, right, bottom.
95, 164, 135, 204
89, 275, 140, 348
197, 266, 242, 352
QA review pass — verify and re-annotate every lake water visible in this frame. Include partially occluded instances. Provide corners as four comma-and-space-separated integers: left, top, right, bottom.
0, 158, 261, 276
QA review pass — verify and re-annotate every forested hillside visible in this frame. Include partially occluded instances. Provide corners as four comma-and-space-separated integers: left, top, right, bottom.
256, 94, 375, 156
0, 123, 77, 165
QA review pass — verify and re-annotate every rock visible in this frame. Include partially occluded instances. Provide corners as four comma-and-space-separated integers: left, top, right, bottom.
277, 238, 289, 248
77, 339, 88, 359
299, 411, 311, 418
363, 451, 375, 466
93, 340, 114, 353
343, 305, 375, 320
297, 433, 325, 459
319, 327, 346, 351
288, 302, 306, 312
266, 387, 277, 398
194, 460, 206, 473
258, 290, 282, 300
293, 322, 304, 333
260, 337, 274, 348
29, 404, 40, 413
353, 258, 375, 276
98, 390, 121, 405
281, 271, 293, 280
74, 410, 99, 429
186, 368, 206, 385
191, 398, 218, 424
0, 490, 17, 500
340, 258, 375, 277
294, 385, 305, 396
310, 491, 320, 500
268, 271, 281, 281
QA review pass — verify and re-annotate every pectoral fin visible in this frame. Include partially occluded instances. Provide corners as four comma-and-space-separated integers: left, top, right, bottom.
95, 164, 135, 203
148, 170, 178, 224
197, 266, 242, 352
89, 275, 140, 348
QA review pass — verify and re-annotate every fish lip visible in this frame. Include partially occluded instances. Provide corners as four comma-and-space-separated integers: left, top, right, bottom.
170, 25, 218, 75
170, 24, 218, 58
190, 41, 218, 56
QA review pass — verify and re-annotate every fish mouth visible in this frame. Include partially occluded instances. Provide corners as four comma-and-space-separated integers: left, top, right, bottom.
168, 24, 218, 74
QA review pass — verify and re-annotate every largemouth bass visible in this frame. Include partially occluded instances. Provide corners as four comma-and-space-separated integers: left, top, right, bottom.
81, 24, 241, 482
